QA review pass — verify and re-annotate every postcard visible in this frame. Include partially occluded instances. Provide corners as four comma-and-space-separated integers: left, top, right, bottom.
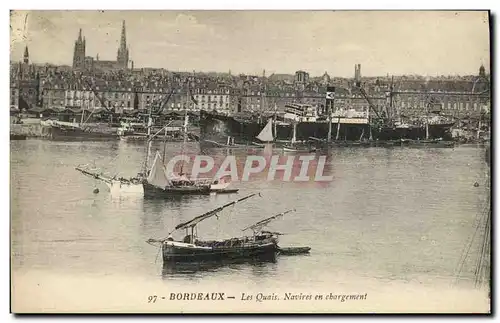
10, 9, 491, 314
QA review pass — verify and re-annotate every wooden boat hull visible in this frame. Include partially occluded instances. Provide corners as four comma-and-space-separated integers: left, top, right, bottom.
143, 182, 211, 198
47, 126, 118, 141
162, 241, 278, 263
106, 180, 144, 195
162, 256, 277, 275
10, 134, 27, 140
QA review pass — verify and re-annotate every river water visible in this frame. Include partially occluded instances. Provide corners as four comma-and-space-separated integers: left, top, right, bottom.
10, 139, 490, 313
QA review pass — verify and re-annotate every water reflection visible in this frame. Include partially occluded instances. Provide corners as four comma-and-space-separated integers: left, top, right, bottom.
161, 256, 278, 278
143, 194, 213, 205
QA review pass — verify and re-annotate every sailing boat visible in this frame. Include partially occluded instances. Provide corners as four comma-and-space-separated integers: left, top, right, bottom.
142, 99, 213, 197
147, 193, 278, 263
75, 109, 177, 196
146, 195, 310, 263
252, 118, 275, 147
143, 84, 238, 196
142, 150, 212, 197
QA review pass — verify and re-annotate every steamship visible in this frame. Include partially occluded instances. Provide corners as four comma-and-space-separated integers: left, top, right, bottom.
200, 103, 455, 143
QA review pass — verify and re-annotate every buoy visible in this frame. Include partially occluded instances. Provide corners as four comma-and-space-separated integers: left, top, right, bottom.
474, 182, 479, 187
93, 188, 100, 194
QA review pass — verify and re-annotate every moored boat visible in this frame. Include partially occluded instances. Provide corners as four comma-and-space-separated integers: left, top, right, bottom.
147, 202, 307, 264
10, 134, 27, 140
75, 165, 144, 195
148, 193, 278, 263
201, 136, 250, 148
41, 119, 118, 141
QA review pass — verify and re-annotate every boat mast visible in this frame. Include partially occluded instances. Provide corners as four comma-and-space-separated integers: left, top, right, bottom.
477, 110, 482, 140
179, 77, 191, 175
273, 116, 277, 140
425, 93, 430, 140
425, 118, 430, 140
335, 115, 341, 141
327, 98, 332, 142
143, 105, 153, 174
272, 102, 277, 140
389, 76, 394, 124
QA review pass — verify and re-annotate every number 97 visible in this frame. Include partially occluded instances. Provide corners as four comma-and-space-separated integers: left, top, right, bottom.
148, 295, 157, 303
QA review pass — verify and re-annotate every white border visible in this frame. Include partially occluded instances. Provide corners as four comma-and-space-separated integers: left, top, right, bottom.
3, 1, 498, 322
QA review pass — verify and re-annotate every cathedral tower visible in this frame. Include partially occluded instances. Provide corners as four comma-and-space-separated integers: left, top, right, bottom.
23, 45, 29, 64
72, 29, 86, 69
116, 20, 129, 69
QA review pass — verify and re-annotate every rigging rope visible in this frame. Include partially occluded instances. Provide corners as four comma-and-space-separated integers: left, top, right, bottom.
474, 200, 491, 288
154, 245, 161, 264
454, 198, 489, 284
454, 181, 491, 286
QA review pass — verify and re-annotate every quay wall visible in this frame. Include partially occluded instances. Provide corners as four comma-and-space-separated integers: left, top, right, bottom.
10, 123, 51, 138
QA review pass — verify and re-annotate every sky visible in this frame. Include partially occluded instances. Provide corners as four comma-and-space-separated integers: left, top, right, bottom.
10, 10, 491, 77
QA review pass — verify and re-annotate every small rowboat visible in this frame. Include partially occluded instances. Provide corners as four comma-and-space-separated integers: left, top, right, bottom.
282, 146, 317, 153
278, 247, 311, 255
202, 139, 249, 148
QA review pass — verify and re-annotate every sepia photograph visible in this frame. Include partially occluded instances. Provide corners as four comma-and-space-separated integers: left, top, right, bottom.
9, 8, 492, 314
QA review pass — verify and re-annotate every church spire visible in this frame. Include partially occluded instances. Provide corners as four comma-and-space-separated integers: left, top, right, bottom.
78, 28, 82, 42
23, 45, 29, 64
117, 20, 129, 69
120, 20, 127, 50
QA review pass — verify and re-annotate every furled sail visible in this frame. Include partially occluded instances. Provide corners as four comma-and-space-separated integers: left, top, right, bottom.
242, 209, 295, 233
147, 151, 170, 188
174, 193, 260, 230
256, 118, 274, 142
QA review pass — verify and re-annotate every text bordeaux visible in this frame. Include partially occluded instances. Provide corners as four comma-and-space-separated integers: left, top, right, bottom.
170, 292, 225, 301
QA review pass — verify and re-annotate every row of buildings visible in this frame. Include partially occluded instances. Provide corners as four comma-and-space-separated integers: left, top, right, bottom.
10, 20, 490, 121
10, 67, 491, 121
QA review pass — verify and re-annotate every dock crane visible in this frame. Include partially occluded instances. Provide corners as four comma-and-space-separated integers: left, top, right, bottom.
354, 78, 393, 134
79, 77, 117, 127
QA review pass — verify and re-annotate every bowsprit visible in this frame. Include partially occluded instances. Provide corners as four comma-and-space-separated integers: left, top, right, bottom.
169, 293, 226, 301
